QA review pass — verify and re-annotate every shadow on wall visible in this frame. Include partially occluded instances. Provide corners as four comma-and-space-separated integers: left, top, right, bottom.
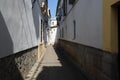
31, 0, 40, 39
57, 39, 120, 80
0, 12, 24, 80
0, 12, 13, 57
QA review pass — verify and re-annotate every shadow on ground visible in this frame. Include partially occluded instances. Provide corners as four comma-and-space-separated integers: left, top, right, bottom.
35, 46, 87, 80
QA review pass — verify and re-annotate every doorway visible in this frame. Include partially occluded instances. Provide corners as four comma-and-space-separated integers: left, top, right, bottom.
118, 5, 120, 54
118, 5, 120, 78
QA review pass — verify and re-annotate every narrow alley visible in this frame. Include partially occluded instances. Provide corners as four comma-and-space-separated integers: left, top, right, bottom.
28, 46, 87, 80
0, 0, 120, 80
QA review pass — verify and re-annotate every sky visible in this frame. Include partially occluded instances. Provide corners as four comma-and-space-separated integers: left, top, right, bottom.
48, 0, 58, 18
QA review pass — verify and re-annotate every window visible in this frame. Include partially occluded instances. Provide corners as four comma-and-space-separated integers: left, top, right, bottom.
69, 0, 76, 5
62, 27, 64, 38
63, 0, 67, 16
52, 22, 54, 25
65, 25, 67, 36
60, 29, 61, 38
73, 20, 76, 40
65, 0, 67, 15
32, 0, 37, 8
41, 20, 43, 42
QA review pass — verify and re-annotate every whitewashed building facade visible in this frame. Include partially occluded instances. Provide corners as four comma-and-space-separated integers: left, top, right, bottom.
56, 0, 119, 80
0, 0, 49, 79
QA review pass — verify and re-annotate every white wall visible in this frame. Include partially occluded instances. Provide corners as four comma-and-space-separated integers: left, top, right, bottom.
0, 0, 42, 58
51, 18, 57, 27
49, 27, 58, 45
60, 0, 102, 49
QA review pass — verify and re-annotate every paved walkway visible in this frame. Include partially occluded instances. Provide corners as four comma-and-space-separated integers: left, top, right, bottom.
30, 46, 87, 80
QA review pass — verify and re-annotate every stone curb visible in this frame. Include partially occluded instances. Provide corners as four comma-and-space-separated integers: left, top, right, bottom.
25, 49, 46, 80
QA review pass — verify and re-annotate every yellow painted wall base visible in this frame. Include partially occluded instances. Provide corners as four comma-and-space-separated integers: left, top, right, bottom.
37, 43, 45, 60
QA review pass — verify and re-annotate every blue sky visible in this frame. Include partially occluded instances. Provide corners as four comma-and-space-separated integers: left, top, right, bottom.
48, 0, 58, 18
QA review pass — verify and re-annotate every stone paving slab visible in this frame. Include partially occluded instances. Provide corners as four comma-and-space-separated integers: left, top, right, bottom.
26, 46, 87, 80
